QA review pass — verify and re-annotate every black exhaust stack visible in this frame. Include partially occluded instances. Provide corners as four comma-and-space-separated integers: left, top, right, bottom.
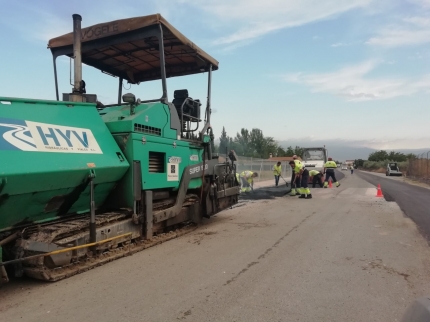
70, 14, 85, 101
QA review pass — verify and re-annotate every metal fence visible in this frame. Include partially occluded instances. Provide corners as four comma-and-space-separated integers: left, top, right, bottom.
220, 154, 292, 182
407, 152, 430, 184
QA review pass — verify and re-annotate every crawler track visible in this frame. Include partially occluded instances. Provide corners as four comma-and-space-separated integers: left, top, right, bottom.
18, 195, 200, 282
23, 224, 196, 281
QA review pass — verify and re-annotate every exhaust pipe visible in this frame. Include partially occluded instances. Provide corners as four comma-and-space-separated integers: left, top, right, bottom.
72, 14, 83, 94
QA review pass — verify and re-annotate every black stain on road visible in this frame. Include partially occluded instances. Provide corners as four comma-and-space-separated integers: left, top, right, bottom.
239, 186, 290, 201
362, 258, 410, 283
239, 170, 345, 202
224, 212, 315, 286
224, 261, 259, 285
178, 309, 193, 320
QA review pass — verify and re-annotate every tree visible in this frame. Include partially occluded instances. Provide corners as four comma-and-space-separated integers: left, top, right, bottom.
368, 150, 389, 161
218, 127, 229, 155
219, 126, 307, 159
276, 146, 286, 157
234, 128, 252, 156
285, 146, 294, 156
388, 151, 407, 162
249, 128, 266, 158
247, 128, 278, 158
229, 137, 243, 156
354, 159, 365, 167
293, 146, 304, 158
368, 150, 407, 162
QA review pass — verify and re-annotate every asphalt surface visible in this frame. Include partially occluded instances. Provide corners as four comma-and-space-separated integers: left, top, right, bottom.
2, 173, 430, 321
356, 170, 430, 242
243, 170, 346, 202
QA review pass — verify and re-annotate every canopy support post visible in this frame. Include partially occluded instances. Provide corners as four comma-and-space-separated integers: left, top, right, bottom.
118, 77, 123, 105
157, 24, 168, 103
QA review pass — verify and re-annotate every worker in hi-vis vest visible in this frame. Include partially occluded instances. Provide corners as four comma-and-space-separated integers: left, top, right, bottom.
309, 169, 324, 188
289, 157, 303, 196
289, 160, 311, 199
323, 157, 340, 188
272, 162, 282, 187
239, 170, 258, 192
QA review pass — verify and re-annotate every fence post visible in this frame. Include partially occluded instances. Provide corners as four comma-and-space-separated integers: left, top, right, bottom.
259, 160, 263, 182
426, 151, 430, 179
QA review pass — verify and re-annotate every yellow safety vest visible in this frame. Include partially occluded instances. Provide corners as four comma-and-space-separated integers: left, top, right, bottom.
292, 161, 303, 174
240, 171, 254, 183
273, 165, 281, 176
309, 170, 320, 176
324, 161, 337, 169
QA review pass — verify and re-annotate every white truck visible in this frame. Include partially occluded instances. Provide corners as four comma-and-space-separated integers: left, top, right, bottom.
301, 147, 328, 183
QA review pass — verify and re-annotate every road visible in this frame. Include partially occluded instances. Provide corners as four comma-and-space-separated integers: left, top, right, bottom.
1, 173, 430, 321
356, 170, 430, 241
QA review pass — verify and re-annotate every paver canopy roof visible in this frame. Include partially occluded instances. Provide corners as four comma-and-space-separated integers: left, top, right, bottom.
48, 14, 219, 84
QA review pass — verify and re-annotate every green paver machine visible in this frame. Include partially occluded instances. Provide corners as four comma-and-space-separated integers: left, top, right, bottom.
0, 14, 240, 284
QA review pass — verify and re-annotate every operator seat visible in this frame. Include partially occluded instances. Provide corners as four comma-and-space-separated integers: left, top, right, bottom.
172, 89, 189, 115
172, 89, 200, 122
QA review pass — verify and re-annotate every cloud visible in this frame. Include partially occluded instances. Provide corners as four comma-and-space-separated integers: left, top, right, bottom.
408, 0, 430, 8
366, 27, 430, 47
0, 4, 71, 43
178, 0, 373, 46
366, 2, 430, 47
283, 60, 430, 101
0, 1, 168, 43
403, 16, 430, 27
331, 42, 350, 47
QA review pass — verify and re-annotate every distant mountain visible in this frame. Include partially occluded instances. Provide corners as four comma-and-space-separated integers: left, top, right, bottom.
277, 140, 430, 161
214, 137, 429, 161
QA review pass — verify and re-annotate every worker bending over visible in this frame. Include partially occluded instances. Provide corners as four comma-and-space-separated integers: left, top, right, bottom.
323, 157, 340, 188
272, 162, 282, 187
239, 170, 258, 192
289, 155, 303, 196
309, 169, 324, 188
289, 160, 312, 199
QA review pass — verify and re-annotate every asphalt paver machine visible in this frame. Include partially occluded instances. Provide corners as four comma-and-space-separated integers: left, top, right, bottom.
0, 14, 240, 283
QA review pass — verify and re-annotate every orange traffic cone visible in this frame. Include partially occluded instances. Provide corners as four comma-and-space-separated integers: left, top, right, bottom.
329, 179, 333, 188
376, 184, 383, 197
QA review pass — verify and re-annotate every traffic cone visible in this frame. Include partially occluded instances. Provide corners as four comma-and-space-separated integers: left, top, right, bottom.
376, 184, 383, 197
329, 179, 333, 188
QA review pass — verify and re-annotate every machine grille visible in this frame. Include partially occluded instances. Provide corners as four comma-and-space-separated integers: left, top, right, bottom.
149, 152, 165, 173
134, 123, 161, 136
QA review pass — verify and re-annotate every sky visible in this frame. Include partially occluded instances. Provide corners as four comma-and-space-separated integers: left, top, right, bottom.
1, 0, 429, 157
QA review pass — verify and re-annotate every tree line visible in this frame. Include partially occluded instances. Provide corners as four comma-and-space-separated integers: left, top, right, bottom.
215, 128, 417, 164
215, 127, 304, 158
367, 150, 415, 162
354, 150, 417, 168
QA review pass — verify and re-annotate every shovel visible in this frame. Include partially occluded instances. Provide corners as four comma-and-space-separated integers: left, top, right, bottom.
280, 175, 289, 187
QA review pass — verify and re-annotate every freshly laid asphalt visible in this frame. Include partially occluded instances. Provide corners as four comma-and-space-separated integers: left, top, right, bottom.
356, 170, 430, 242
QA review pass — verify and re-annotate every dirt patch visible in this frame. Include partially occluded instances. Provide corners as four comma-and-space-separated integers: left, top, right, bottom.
359, 168, 386, 174
362, 258, 410, 282
236, 220, 273, 230
404, 177, 430, 190
189, 231, 217, 245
